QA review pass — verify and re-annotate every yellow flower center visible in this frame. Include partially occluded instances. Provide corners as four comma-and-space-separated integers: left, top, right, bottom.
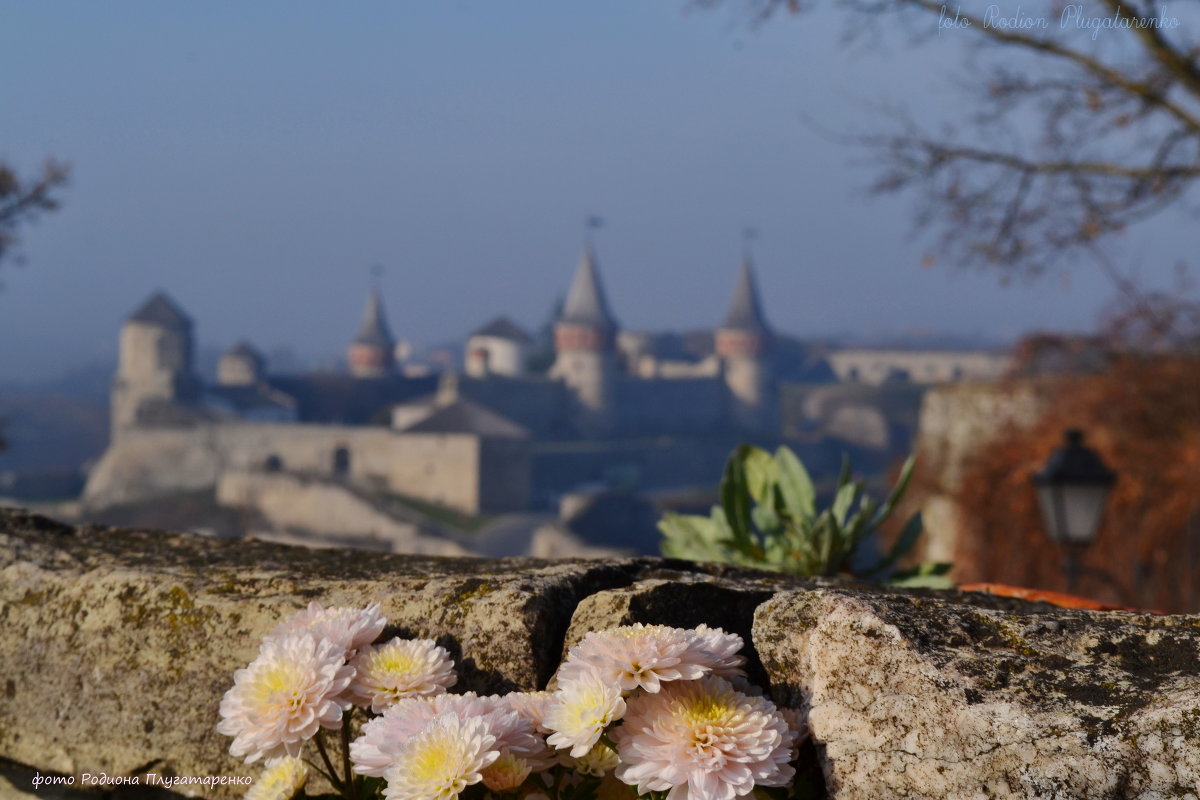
374, 648, 420, 677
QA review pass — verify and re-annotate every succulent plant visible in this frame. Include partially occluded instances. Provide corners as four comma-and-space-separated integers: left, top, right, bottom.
658, 444, 951, 586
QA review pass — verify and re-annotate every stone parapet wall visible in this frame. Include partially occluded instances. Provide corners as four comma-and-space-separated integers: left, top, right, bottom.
2, 507, 1199, 799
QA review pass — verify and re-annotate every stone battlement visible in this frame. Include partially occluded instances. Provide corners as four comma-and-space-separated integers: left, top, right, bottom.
2, 507, 1199, 798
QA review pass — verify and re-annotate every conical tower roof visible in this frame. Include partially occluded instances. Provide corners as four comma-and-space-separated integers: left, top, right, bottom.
559, 246, 617, 331
353, 288, 395, 349
721, 257, 771, 336
128, 291, 192, 331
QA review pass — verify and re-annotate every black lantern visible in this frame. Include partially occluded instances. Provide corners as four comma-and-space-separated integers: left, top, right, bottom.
1032, 429, 1116, 546
1032, 429, 1117, 592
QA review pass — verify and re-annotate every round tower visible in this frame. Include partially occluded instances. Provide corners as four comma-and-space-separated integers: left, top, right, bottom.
347, 288, 396, 378
111, 291, 200, 434
549, 246, 619, 436
218, 341, 266, 386
716, 257, 778, 434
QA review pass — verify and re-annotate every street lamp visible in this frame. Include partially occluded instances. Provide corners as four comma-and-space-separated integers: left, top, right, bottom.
1032, 429, 1117, 593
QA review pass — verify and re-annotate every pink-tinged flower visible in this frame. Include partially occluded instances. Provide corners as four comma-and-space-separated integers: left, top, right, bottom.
544, 671, 626, 757
503, 690, 555, 733
481, 751, 534, 792
382, 715, 499, 800
217, 633, 354, 763
351, 694, 492, 777
613, 676, 795, 800
556, 623, 708, 694
685, 624, 746, 679
347, 638, 457, 712
246, 757, 307, 800
351, 692, 553, 777
266, 602, 386, 658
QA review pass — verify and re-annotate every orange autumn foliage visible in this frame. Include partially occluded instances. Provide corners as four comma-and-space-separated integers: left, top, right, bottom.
950, 356, 1200, 612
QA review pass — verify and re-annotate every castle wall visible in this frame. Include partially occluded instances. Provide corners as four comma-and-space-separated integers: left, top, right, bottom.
465, 334, 527, 377
83, 422, 507, 516
386, 433, 482, 513
214, 470, 468, 555
550, 350, 618, 435
455, 376, 569, 437
828, 349, 1011, 385
478, 438, 532, 513
83, 427, 221, 507
530, 436, 742, 497
722, 356, 777, 433
112, 322, 200, 433
612, 377, 727, 436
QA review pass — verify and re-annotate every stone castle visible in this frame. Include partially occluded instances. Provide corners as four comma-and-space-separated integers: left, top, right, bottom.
83, 247, 784, 519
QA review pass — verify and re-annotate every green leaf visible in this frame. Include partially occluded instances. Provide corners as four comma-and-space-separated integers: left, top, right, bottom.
742, 446, 778, 505
775, 445, 816, 520
831, 480, 859, 529
870, 455, 916, 529
889, 560, 954, 587
658, 512, 728, 563
888, 571, 955, 589
863, 511, 924, 578
752, 503, 781, 535
720, 445, 757, 550
836, 452, 853, 489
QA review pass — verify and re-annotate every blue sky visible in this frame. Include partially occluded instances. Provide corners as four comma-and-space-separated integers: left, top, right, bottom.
1, 1, 1188, 380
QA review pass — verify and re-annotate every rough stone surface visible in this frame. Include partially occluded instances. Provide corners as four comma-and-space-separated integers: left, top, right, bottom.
754, 588, 1200, 800
5, 507, 1200, 800
0, 509, 644, 797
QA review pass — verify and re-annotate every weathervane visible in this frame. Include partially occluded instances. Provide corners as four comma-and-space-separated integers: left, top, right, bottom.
742, 226, 759, 259
370, 263, 384, 287
585, 215, 605, 246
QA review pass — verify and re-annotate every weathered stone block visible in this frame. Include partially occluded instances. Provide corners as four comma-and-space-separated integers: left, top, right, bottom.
754, 588, 1200, 800
0, 509, 641, 797
5, 507, 1200, 800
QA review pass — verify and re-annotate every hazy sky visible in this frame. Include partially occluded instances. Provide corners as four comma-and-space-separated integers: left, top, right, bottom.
1, 1, 1190, 381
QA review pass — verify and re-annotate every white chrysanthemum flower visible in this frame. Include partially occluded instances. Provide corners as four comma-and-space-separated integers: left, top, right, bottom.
217, 633, 354, 763
382, 715, 499, 800
246, 756, 308, 800
504, 690, 555, 733
686, 624, 747, 679
556, 623, 708, 694
351, 693, 488, 777
351, 692, 552, 777
545, 671, 626, 757
266, 601, 386, 658
557, 740, 620, 777
613, 675, 796, 800
347, 638, 456, 712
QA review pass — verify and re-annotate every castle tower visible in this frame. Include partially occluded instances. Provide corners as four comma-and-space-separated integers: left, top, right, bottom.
347, 288, 396, 378
716, 257, 778, 434
550, 245, 619, 435
111, 291, 201, 435
218, 341, 266, 386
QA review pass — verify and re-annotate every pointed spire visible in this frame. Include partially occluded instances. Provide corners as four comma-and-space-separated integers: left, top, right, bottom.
721, 256, 771, 336
559, 245, 617, 331
128, 291, 192, 331
353, 288, 395, 349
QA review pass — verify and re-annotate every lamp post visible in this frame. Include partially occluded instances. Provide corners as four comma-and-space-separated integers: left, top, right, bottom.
1031, 429, 1117, 594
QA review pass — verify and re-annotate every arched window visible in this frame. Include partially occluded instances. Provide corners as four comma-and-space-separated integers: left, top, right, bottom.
332, 446, 351, 477
263, 454, 283, 472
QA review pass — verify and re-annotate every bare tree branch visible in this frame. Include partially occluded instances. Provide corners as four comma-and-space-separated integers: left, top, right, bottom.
0, 160, 70, 270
